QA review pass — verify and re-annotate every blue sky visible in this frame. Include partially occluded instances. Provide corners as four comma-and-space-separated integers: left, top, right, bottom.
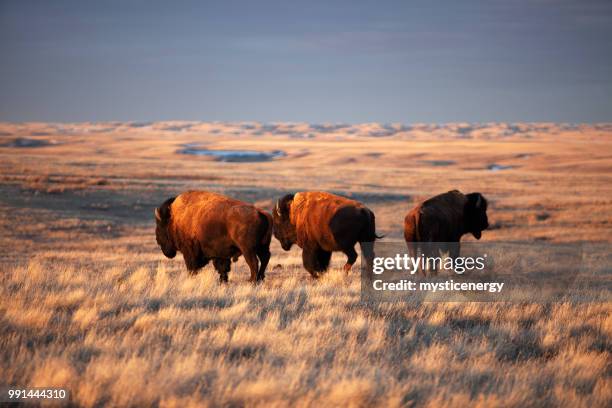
1, 0, 611, 123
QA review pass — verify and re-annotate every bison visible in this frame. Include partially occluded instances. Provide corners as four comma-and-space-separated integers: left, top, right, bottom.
273, 191, 381, 277
154, 191, 273, 282
404, 190, 489, 274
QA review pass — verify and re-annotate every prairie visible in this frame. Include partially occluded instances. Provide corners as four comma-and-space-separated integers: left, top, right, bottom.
0, 122, 611, 407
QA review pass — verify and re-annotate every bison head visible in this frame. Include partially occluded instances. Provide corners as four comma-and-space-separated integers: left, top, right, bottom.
154, 197, 177, 258
465, 192, 489, 239
273, 194, 297, 251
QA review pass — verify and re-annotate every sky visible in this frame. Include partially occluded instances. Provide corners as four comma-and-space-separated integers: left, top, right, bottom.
1, 0, 611, 123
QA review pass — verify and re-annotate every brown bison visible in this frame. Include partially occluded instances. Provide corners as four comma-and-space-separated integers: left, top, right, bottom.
404, 190, 489, 273
273, 191, 381, 277
154, 191, 273, 282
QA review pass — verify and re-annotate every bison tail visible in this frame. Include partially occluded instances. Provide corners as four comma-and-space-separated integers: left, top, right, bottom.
361, 209, 383, 242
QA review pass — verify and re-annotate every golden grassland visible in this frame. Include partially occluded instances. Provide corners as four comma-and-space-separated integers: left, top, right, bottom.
0, 122, 611, 406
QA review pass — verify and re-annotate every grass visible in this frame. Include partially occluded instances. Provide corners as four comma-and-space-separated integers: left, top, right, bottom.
1, 246, 611, 407
0, 121, 611, 406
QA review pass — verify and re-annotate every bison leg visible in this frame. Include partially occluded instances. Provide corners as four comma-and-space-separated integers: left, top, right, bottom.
316, 248, 332, 273
213, 258, 231, 283
302, 245, 319, 278
242, 250, 260, 283
359, 241, 375, 278
447, 243, 461, 275
256, 246, 270, 281
419, 245, 436, 277
405, 241, 421, 275
342, 246, 358, 274
422, 244, 439, 276
302, 243, 331, 278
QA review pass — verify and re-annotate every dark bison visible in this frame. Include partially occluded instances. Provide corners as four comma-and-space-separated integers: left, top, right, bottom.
154, 191, 273, 282
404, 190, 489, 274
273, 191, 381, 277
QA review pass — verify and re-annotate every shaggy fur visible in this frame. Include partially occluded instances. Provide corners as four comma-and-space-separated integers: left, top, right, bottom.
155, 191, 272, 282
273, 191, 380, 277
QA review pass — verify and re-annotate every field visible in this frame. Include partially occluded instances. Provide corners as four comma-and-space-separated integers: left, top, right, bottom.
1, 122, 611, 407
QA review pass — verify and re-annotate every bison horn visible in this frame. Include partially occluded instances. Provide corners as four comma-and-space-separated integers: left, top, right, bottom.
154, 208, 161, 221
274, 201, 280, 215
475, 194, 482, 208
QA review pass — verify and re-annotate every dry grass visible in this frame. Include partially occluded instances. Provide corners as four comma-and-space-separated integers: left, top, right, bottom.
2, 251, 610, 407
0, 122, 611, 406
